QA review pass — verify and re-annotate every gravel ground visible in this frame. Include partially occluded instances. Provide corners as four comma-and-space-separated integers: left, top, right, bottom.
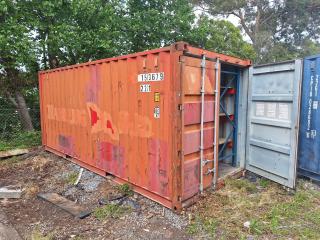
0, 151, 192, 240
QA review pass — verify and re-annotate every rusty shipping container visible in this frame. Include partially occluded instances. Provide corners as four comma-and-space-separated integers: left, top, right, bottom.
39, 42, 252, 210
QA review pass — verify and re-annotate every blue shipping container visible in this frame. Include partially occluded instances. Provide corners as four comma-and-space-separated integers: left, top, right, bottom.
298, 54, 320, 181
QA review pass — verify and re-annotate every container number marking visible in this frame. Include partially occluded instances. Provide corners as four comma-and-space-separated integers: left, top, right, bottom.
154, 107, 160, 118
140, 84, 151, 92
138, 72, 164, 82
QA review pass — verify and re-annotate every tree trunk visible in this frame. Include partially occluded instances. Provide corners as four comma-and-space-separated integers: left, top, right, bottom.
14, 91, 34, 131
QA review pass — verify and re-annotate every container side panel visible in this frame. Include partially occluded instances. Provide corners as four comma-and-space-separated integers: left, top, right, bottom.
298, 55, 320, 181
40, 50, 173, 201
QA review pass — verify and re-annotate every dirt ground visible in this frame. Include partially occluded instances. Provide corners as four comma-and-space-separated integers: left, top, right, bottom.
0, 150, 319, 240
0, 151, 191, 240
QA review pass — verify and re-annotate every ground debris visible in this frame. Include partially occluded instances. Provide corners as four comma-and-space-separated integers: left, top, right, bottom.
0, 152, 197, 239
0, 209, 22, 240
0, 186, 22, 199
0, 149, 29, 159
37, 192, 91, 219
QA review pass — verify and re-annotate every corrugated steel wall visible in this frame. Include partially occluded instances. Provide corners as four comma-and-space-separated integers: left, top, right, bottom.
298, 54, 320, 181
40, 49, 174, 201
39, 42, 251, 209
246, 60, 302, 188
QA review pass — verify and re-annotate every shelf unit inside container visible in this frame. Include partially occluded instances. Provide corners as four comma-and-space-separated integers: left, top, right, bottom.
218, 66, 240, 177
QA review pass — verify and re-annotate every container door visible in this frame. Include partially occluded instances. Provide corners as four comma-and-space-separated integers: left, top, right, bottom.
245, 60, 302, 188
181, 55, 219, 200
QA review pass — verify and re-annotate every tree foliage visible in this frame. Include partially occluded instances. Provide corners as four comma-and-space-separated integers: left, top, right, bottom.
188, 16, 256, 59
195, 0, 320, 63
6, 0, 317, 131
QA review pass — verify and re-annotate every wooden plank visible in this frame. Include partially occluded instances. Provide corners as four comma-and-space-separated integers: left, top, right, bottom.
0, 149, 29, 159
0, 187, 22, 199
37, 193, 91, 219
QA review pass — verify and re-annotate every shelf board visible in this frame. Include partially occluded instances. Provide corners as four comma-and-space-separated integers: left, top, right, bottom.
219, 138, 232, 145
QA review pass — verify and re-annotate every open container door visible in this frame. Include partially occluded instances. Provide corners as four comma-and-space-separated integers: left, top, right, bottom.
245, 60, 302, 188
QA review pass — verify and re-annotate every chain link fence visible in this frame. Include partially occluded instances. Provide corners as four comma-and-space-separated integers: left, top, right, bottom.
0, 106, 41, 151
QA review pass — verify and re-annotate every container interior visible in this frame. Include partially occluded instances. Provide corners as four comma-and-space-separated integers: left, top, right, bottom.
218, 64, 242, 178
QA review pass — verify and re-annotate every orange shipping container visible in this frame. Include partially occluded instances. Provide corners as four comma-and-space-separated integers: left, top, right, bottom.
39, 42, 251, 210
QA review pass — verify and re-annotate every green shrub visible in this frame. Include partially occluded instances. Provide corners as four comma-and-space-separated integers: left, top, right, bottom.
0, 131, 41, 151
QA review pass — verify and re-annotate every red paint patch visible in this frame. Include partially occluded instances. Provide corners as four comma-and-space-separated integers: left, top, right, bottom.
97, 141, 125, 178
90, 108, 99, 126
106, 120, 114, 134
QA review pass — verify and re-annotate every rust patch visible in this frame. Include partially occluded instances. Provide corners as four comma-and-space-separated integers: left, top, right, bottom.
148, 139, 169, 197
183, 159, 200, 200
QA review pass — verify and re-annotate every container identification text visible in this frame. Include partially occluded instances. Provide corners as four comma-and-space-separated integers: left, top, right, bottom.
138, 72, 164, 82
140, 84, 151, 92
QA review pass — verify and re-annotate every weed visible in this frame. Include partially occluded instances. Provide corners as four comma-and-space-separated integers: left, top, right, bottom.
259, 178, 270, 188
186, 222, 199, 235
203, 218, 218, 238
117, 183, 133, 196
66, 172, 78, 185
94, 204, 128, 220
249, 219, 263, 235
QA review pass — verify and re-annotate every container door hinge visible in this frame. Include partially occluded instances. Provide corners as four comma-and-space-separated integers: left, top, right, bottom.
178, 104, 184, 111
202, 158, 214, 166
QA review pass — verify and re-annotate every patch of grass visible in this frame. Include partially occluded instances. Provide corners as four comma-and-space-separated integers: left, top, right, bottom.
186, 222, 200, 235
66, 172, 78, 185
264, 188, 320, 238
226, 178, 257, 193
31, 229, 54, 240
259, 178, 270, 188
187, 216, 218, 238
203, 218, 218, 238
93, 204, 128, 220
187, 179, 320, 239
0, 131, 41, 151
117, 183, 133, 196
